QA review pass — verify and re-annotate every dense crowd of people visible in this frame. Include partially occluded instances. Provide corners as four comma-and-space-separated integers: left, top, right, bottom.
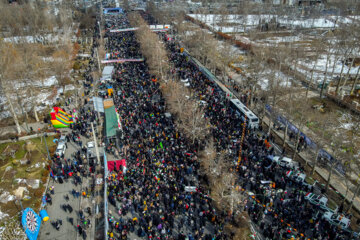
164, 35, 354, 240
106, 32, 142, 59
100, 11, 357, 240
105, 48, 224, 240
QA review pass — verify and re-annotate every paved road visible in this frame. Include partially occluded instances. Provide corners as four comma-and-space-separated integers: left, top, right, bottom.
38, 78, 99, 239
38, 128, 83, 240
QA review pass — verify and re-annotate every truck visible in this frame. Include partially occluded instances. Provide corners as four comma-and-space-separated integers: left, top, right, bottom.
322, 211, 351, 230
286, 170, 317, 190
272, 156, 299, 170
305, 192, 338, 213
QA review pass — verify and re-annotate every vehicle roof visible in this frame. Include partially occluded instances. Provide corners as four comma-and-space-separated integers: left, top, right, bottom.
230, 99, 258, 119
281, 157, 292, 162
325, 212, 350, 223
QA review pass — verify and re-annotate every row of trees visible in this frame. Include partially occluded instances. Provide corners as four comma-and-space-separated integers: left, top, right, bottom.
0, 1, 77, 134
0, 40, 74, 134
129, 11, 250, 237
153, 0, 360, 99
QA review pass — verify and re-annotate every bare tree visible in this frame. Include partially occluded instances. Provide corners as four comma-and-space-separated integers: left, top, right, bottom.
319, 33, 337, 98
52, 45, 73, 94
245, 47, 267, 108
0, 42, 22, 134
324, 127, 350, 192
309, 113, 330, 176
177, 100, 211, 144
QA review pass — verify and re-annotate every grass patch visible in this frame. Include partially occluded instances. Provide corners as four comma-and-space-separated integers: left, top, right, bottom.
0, 136, 54, 221
30, 136, 56, 155
14, 148, 26, 159
0, 143, 8, 154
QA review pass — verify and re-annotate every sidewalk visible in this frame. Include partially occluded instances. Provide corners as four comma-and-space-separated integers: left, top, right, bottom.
0, 121, 48, 138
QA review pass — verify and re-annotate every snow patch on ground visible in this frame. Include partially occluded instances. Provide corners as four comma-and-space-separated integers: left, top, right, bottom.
65, 85, 75, 91
15, 179, 40, 189
0, 210, 8, 221
15, 179, 27, 184
0, 191, 16, 204
3, 34, 60, 44
43, 76, 58, 87
340, 123, 353, 130
188, 14, 357, 33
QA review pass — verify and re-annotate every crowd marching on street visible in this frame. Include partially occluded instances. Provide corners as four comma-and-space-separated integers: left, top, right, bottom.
101, 10, 356, 240
39, 8, 358, 240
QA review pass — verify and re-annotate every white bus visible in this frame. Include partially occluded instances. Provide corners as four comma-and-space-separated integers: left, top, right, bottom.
229, 99, 259, 129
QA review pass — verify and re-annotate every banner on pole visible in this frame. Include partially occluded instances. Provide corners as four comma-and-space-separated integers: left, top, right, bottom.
185, 186, 197, 192
101, 58, 144, 64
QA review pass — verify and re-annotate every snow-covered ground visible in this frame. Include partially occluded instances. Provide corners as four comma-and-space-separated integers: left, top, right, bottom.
0, 75, 75, 121
188, 14, 358, 33
188, 14, 360, 90
0, 210, 8, 221
299, 54, 360, 75
3, 34, 60, 44
255, 69, 293, 90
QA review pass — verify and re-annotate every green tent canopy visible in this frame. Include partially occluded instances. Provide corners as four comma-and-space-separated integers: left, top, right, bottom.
105, 105, 118, 137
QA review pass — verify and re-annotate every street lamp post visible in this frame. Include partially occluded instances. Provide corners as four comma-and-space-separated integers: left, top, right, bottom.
43, 133, 51, 161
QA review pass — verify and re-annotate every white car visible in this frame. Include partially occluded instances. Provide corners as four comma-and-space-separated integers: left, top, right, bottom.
87, 141, 95, 148
59, 135, 66, 143
55, 142, 66, 156
322, 211, 350, 230
87, 142, 95, 159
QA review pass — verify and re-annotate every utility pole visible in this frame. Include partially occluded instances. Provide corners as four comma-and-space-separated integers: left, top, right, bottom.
43, 133, 51, 161
91, 122, 101, 165
16, 94, 29, 133
96, 47, 101, 74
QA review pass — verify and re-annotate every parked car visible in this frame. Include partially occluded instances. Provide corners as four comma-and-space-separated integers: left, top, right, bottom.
59, 135, 66, 143
55, 142, 66, 157
87, 141, 95, 159
87, 141, 95, 148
